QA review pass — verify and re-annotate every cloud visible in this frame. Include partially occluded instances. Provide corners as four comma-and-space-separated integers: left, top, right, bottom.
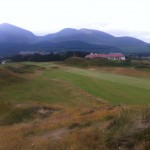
0, 0, 150, 42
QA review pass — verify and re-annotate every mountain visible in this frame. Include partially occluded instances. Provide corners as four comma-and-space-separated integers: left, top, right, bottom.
44, 28, 149, 52
0, 23, 39, 43
44, 28, 114, 44
0, 41, 121, 56
0, 23, 150, 56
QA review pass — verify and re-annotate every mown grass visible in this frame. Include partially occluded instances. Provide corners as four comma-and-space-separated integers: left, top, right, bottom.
43, 67, 150, 105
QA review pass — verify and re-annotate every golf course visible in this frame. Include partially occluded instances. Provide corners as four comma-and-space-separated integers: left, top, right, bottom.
0, 60, 150, 150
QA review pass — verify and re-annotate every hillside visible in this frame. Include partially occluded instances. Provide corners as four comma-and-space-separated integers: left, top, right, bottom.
0, 23, 39, 43
45, 28, 149, 53
0, 62, 149, 149
0, 66, 23, 84
0, 23, 150, 56
0, 41, 121, 56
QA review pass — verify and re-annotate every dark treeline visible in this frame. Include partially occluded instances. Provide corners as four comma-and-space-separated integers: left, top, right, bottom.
9, 51, 89, 62
136, 51, 150, 57
125, 52, 150, 60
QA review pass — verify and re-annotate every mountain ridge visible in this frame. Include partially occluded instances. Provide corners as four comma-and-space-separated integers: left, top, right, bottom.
0, 23, 39, 43
0, 23, 150, 56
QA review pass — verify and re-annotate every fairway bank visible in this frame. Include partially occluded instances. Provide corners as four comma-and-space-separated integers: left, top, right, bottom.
43, 65, 150, 105
64, 67, 150, 90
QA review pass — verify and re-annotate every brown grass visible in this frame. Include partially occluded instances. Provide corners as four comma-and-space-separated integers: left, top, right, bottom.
0, 63, 150, 149
0, 102, 114, 149
0, 67, 23, 83
0, 103, 149, 150
89, 67, 150, 78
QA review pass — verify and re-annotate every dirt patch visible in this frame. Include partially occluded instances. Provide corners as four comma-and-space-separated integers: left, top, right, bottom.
0, 103, 62, 125
32, 128, 70, 140
45, 128, 69, 139
16, 103, 62, 118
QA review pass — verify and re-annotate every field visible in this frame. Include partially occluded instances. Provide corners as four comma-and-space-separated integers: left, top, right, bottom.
0, 60, 150, 150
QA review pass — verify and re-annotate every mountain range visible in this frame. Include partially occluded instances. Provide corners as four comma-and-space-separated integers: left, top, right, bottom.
0, 23, 150, 56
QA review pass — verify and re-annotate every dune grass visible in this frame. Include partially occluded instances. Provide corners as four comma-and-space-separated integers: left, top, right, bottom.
0, 62, 150, 150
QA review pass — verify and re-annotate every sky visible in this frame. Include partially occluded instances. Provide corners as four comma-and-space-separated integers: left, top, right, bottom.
0, 0, 150, 42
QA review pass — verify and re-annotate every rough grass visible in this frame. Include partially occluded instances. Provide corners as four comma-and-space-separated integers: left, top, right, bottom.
94, 67, 150, 78
0, 104, 149, 150
0, 102, 61, 126
64, 57, 92, 67
106, 105, 150, 149
5, 64, 44, 74
0, 67, 23, 83
0, 63, 102, 108
0, 62, 150, 150
64, 57, 131, 68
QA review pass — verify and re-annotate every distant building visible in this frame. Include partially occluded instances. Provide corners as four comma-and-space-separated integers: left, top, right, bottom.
85, 53, 125, 60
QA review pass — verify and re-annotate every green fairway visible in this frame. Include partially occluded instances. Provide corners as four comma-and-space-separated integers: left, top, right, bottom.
65, 67, 150, 90
1, 62, 150, 105
43, 66, 150, 105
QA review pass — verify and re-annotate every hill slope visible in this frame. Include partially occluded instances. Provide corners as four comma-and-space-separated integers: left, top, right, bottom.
0, 23, 39, 43
0, 41, 121, 56
0, 23, 150, 56
45, 28, 150, 53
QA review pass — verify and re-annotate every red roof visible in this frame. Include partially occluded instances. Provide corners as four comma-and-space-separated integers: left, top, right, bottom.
85, 53, 125, 59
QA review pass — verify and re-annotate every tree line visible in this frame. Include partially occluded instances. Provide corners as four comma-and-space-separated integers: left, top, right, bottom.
9, 51, 89, 62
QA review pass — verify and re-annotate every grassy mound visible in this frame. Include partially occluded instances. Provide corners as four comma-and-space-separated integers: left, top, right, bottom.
0, 102, 61, 125
0, 64, 45, 85
36, 105, 149, 150
106, 105, 150, 149
64, 57, 92, 67
0, 67, 23, 84
64, 57, 131, 68
5, 64, 45, 74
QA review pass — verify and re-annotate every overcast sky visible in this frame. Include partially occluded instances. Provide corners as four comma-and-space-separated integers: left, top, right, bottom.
0, 0, 150, 42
